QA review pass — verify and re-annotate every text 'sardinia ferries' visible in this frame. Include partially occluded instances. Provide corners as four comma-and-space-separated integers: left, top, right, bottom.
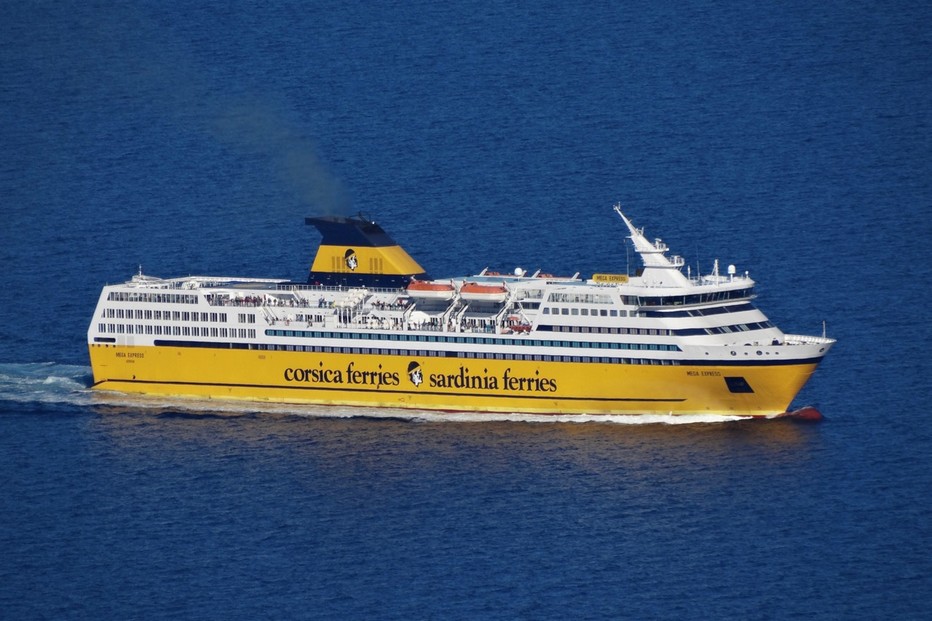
87, 206, 834, 419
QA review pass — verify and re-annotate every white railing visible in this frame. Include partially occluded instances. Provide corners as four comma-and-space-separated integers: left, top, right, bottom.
784, 334, 835, 345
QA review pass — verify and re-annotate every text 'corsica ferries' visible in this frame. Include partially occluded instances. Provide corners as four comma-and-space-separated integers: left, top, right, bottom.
87, 207, 835, 419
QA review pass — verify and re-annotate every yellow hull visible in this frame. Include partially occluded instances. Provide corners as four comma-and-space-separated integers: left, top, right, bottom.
88, 344, 818, 417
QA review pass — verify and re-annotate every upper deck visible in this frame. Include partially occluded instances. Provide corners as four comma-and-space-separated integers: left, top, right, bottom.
89, 208, 834, 362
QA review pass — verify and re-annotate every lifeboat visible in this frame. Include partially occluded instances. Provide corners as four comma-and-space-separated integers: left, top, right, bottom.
406, 279, 456, 300
459, 282, 509, 303
506, 314, 532, 333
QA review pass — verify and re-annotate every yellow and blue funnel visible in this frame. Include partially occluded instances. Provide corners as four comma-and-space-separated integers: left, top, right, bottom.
305, 214, 430, 287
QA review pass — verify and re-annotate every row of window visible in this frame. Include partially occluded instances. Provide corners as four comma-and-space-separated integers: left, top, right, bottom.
98, 323, 256, 338
541, 320, 774, 336
107, 291, 198, 304
101, 308, 259, 324
642, 303, 755, 318
542, 307, 627, 317
542, 325, 674, 336
265, 329, 681, 352
155, 340, 681, 365
105, 287, 751, 312
547, 292, 614, 304
676, 321, 775, 336
626, 288, 753, 307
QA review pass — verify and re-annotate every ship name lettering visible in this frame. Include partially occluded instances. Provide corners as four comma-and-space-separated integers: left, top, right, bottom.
429, 366, 499, 390
345, 362, 399, 389
284, 361, 400, 389
502, 368, 557, 393
284, 362, 344, 384
427, 366, 557, 393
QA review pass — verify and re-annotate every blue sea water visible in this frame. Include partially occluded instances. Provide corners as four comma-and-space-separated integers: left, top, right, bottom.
1, 1, 930, 619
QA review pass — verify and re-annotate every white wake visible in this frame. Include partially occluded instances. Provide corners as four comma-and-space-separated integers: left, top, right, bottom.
0, 362, 95, 406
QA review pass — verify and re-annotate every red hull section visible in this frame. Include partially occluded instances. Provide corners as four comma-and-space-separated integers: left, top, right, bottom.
783, 406, 824, 421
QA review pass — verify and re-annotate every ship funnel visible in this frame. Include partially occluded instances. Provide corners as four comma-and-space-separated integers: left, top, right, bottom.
305, 214, 430, 287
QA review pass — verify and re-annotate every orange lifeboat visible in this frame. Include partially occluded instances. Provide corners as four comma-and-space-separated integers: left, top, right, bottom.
406, 279, 456, 300
506, 314, 532, 333
459, 282, 508, 303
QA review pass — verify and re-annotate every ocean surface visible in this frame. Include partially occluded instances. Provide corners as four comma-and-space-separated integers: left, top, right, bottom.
1, 1, 930, 619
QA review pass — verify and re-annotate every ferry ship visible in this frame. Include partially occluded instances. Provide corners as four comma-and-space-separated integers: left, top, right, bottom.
87, 207, 834, 418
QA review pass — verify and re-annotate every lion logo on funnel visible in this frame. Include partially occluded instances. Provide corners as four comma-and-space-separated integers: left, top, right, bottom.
344, 249, 358, 271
